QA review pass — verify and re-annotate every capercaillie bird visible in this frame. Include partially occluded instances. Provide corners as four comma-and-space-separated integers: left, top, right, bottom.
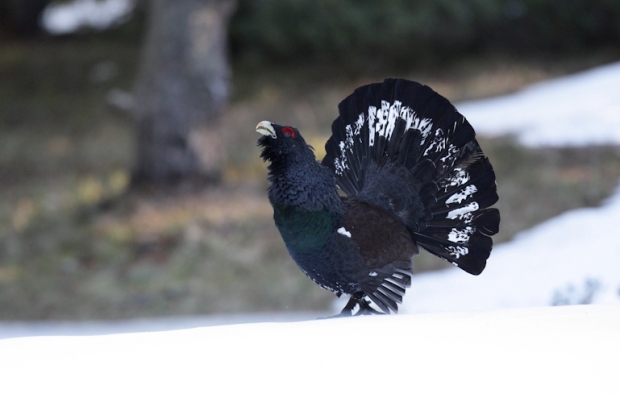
256, 79, 499, 316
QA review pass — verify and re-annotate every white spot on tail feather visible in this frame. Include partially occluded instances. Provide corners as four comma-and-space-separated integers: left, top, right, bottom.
446, 185, 478, 205
334, 157, 348, 175
458, 211, 474, 224
441, 168, 471, 193
385, 100, 402, 140
345, 125, 354, 148
369, 271, 378, 277
417, 117, 434, 143
351, 102, 436, 148
337, 227, 352, 238
423, 128, 447, 157
376, 100, 390, 138
448, 227, 474, 244
446, 245, 469, 259
400, 106, 414, 130
368, 106, 377, 147
354, 113, 365, 135
440, 143, 459, 165
447, 202, 480, 220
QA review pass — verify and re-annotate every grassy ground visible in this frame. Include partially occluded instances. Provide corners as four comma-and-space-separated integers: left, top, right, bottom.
1, 33, 620, 320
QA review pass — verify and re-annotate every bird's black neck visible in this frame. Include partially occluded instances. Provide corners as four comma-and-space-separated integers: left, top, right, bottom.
267, 159, 344, 213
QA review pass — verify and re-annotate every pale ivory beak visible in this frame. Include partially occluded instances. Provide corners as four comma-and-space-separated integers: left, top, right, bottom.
256, 121, 277, 138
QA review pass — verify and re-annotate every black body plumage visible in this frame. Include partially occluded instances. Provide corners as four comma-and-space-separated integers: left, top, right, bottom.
256, 79, 500, 316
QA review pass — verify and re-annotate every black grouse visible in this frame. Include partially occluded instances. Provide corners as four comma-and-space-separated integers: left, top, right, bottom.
256, 79, 499, 316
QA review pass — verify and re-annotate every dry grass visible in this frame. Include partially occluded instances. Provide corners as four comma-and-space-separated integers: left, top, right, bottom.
1, 35, 619, 319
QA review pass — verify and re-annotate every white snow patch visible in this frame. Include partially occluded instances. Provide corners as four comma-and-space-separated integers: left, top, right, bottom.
337, 227, 352, 238
457, 61, 620, 147
42, 0, 135, 35
1, 307, 618, 393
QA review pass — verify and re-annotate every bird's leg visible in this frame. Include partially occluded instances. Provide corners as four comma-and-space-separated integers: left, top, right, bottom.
316, 295, 358, 319
354, 298, 383, 316
317, 294, 383, 319
338, 296, 358, 316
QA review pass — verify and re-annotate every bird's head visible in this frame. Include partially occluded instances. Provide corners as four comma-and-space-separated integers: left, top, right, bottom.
256, 120, 315, 164
255, 120, 343, 210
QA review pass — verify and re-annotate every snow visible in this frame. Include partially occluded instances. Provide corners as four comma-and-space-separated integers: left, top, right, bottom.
2, 63, 620, 393
457, 61, 620, 146
0, 313, 317, 340
42, 0, 135, 35
1, 306, 619, 393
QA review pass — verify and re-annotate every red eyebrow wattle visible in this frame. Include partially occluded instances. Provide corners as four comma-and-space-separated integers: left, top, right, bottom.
282, 127, 296, 138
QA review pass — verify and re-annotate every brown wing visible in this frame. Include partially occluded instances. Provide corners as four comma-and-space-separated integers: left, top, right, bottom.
338, 198, 419, 314
341, 197, 418, 270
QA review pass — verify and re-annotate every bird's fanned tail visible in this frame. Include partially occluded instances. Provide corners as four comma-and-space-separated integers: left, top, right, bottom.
322, 79, 500, 275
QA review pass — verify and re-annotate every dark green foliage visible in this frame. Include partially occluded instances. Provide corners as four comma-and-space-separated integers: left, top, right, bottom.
230, 0, 620, 72
495, 0, 620, 52
0, 0, 51, 37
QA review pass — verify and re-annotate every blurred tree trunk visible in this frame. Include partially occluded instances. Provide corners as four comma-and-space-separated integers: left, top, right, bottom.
132, 0, 236, 189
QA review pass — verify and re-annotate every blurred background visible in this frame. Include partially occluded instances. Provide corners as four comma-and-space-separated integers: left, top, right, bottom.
1, 0, 619, 321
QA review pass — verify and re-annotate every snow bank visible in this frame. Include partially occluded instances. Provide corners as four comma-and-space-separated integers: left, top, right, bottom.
1, 305, 618, 393
0, 312, 316, 339
457, 61, 620, 146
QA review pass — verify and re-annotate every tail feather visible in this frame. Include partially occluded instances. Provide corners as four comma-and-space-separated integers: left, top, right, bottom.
414, 231, 492, 275
434, 157, 496, 204
426, 208, 500, 235
322, 78, 500, 275
359, 262, 413, 314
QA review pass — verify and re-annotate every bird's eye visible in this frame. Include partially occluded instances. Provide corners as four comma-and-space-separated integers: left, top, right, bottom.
282, 127, 296, 138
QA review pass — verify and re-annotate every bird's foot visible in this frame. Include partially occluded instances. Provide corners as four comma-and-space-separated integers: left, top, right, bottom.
353, 299, 383, 316
316, 296, 357, 319
317, 297, 383, 319
316, 310, 352, 320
